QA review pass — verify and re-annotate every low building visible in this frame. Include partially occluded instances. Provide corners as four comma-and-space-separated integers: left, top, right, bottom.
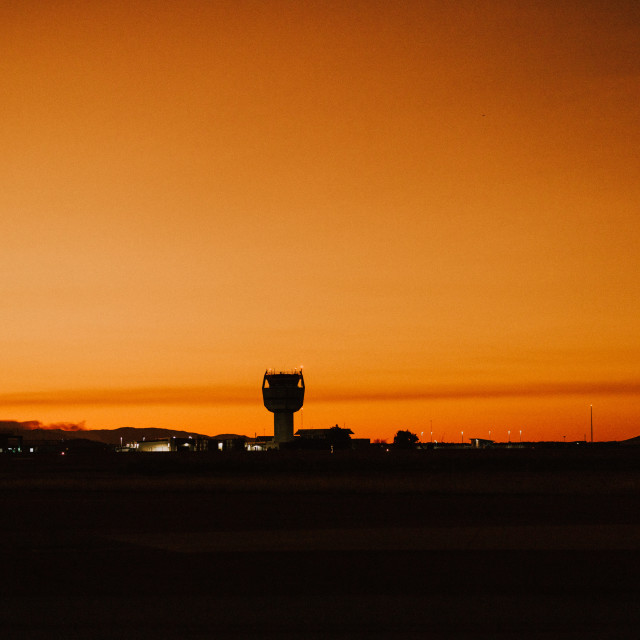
133, 437, 199, 452
0, 433, 23, 453
294, 426, 354, 450
469, 438, 494, 449
209, 434, 248, 452
136, 438, 172, 452
246, 435, 274, 451
295, 427, 354, 440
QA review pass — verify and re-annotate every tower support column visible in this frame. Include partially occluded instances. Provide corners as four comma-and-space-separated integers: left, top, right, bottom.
274, 412, 294, 444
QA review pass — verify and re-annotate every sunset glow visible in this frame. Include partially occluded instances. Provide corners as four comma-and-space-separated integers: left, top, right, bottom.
2, 1, 639, 441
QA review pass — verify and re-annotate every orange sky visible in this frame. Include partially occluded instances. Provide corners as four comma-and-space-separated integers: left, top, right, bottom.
1, 1, 639, 442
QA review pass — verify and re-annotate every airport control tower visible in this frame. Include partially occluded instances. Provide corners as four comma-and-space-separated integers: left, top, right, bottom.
262, 369, 305, 445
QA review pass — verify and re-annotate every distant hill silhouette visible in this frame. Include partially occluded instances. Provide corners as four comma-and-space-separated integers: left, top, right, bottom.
0, 421, 208, 445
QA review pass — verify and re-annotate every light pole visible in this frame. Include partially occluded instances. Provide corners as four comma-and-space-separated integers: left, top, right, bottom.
590, 404, 593, 443
508, 430, 511, 443
519, 430, 522, 443
461, 430, 464, 444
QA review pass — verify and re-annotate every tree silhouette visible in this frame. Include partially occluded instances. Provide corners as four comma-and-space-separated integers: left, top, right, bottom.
393, 430, 419, 449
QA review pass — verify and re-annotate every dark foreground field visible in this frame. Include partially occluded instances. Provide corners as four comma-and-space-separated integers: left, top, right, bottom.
1, 448, 639, 638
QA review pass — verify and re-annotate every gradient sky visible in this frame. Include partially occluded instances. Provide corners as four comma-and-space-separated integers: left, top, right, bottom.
2, 0, 639, 442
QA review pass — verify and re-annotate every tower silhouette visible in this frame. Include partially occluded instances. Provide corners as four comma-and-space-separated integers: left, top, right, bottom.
262, 369, 305, 444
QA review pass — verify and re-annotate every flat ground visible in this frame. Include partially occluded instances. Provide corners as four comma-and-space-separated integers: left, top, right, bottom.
1, 448, 639, 638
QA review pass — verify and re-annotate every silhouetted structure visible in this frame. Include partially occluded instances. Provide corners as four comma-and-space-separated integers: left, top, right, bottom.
130, 436, 205, 452
295, 426, 353, 450
209, 434, 248, 451
0, 433, 22, 453
262, 369, 305, 445
469, 438, 494, 448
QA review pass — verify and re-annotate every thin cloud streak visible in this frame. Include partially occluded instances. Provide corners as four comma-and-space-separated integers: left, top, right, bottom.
315, 381, 640, 403
0, 387, 252, 407
0, 381, 638, 408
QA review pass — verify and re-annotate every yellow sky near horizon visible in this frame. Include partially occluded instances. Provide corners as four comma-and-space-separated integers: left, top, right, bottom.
1, 1, 639, 442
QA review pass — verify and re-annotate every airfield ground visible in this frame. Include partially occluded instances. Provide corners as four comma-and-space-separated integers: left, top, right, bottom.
1, 448, 639, 638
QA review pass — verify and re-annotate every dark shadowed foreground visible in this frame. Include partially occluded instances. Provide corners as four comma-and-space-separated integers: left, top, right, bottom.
1, 449, 639, 638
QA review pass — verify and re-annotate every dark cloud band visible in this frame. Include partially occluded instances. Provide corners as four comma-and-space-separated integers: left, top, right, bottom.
0, 381, 638, 408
